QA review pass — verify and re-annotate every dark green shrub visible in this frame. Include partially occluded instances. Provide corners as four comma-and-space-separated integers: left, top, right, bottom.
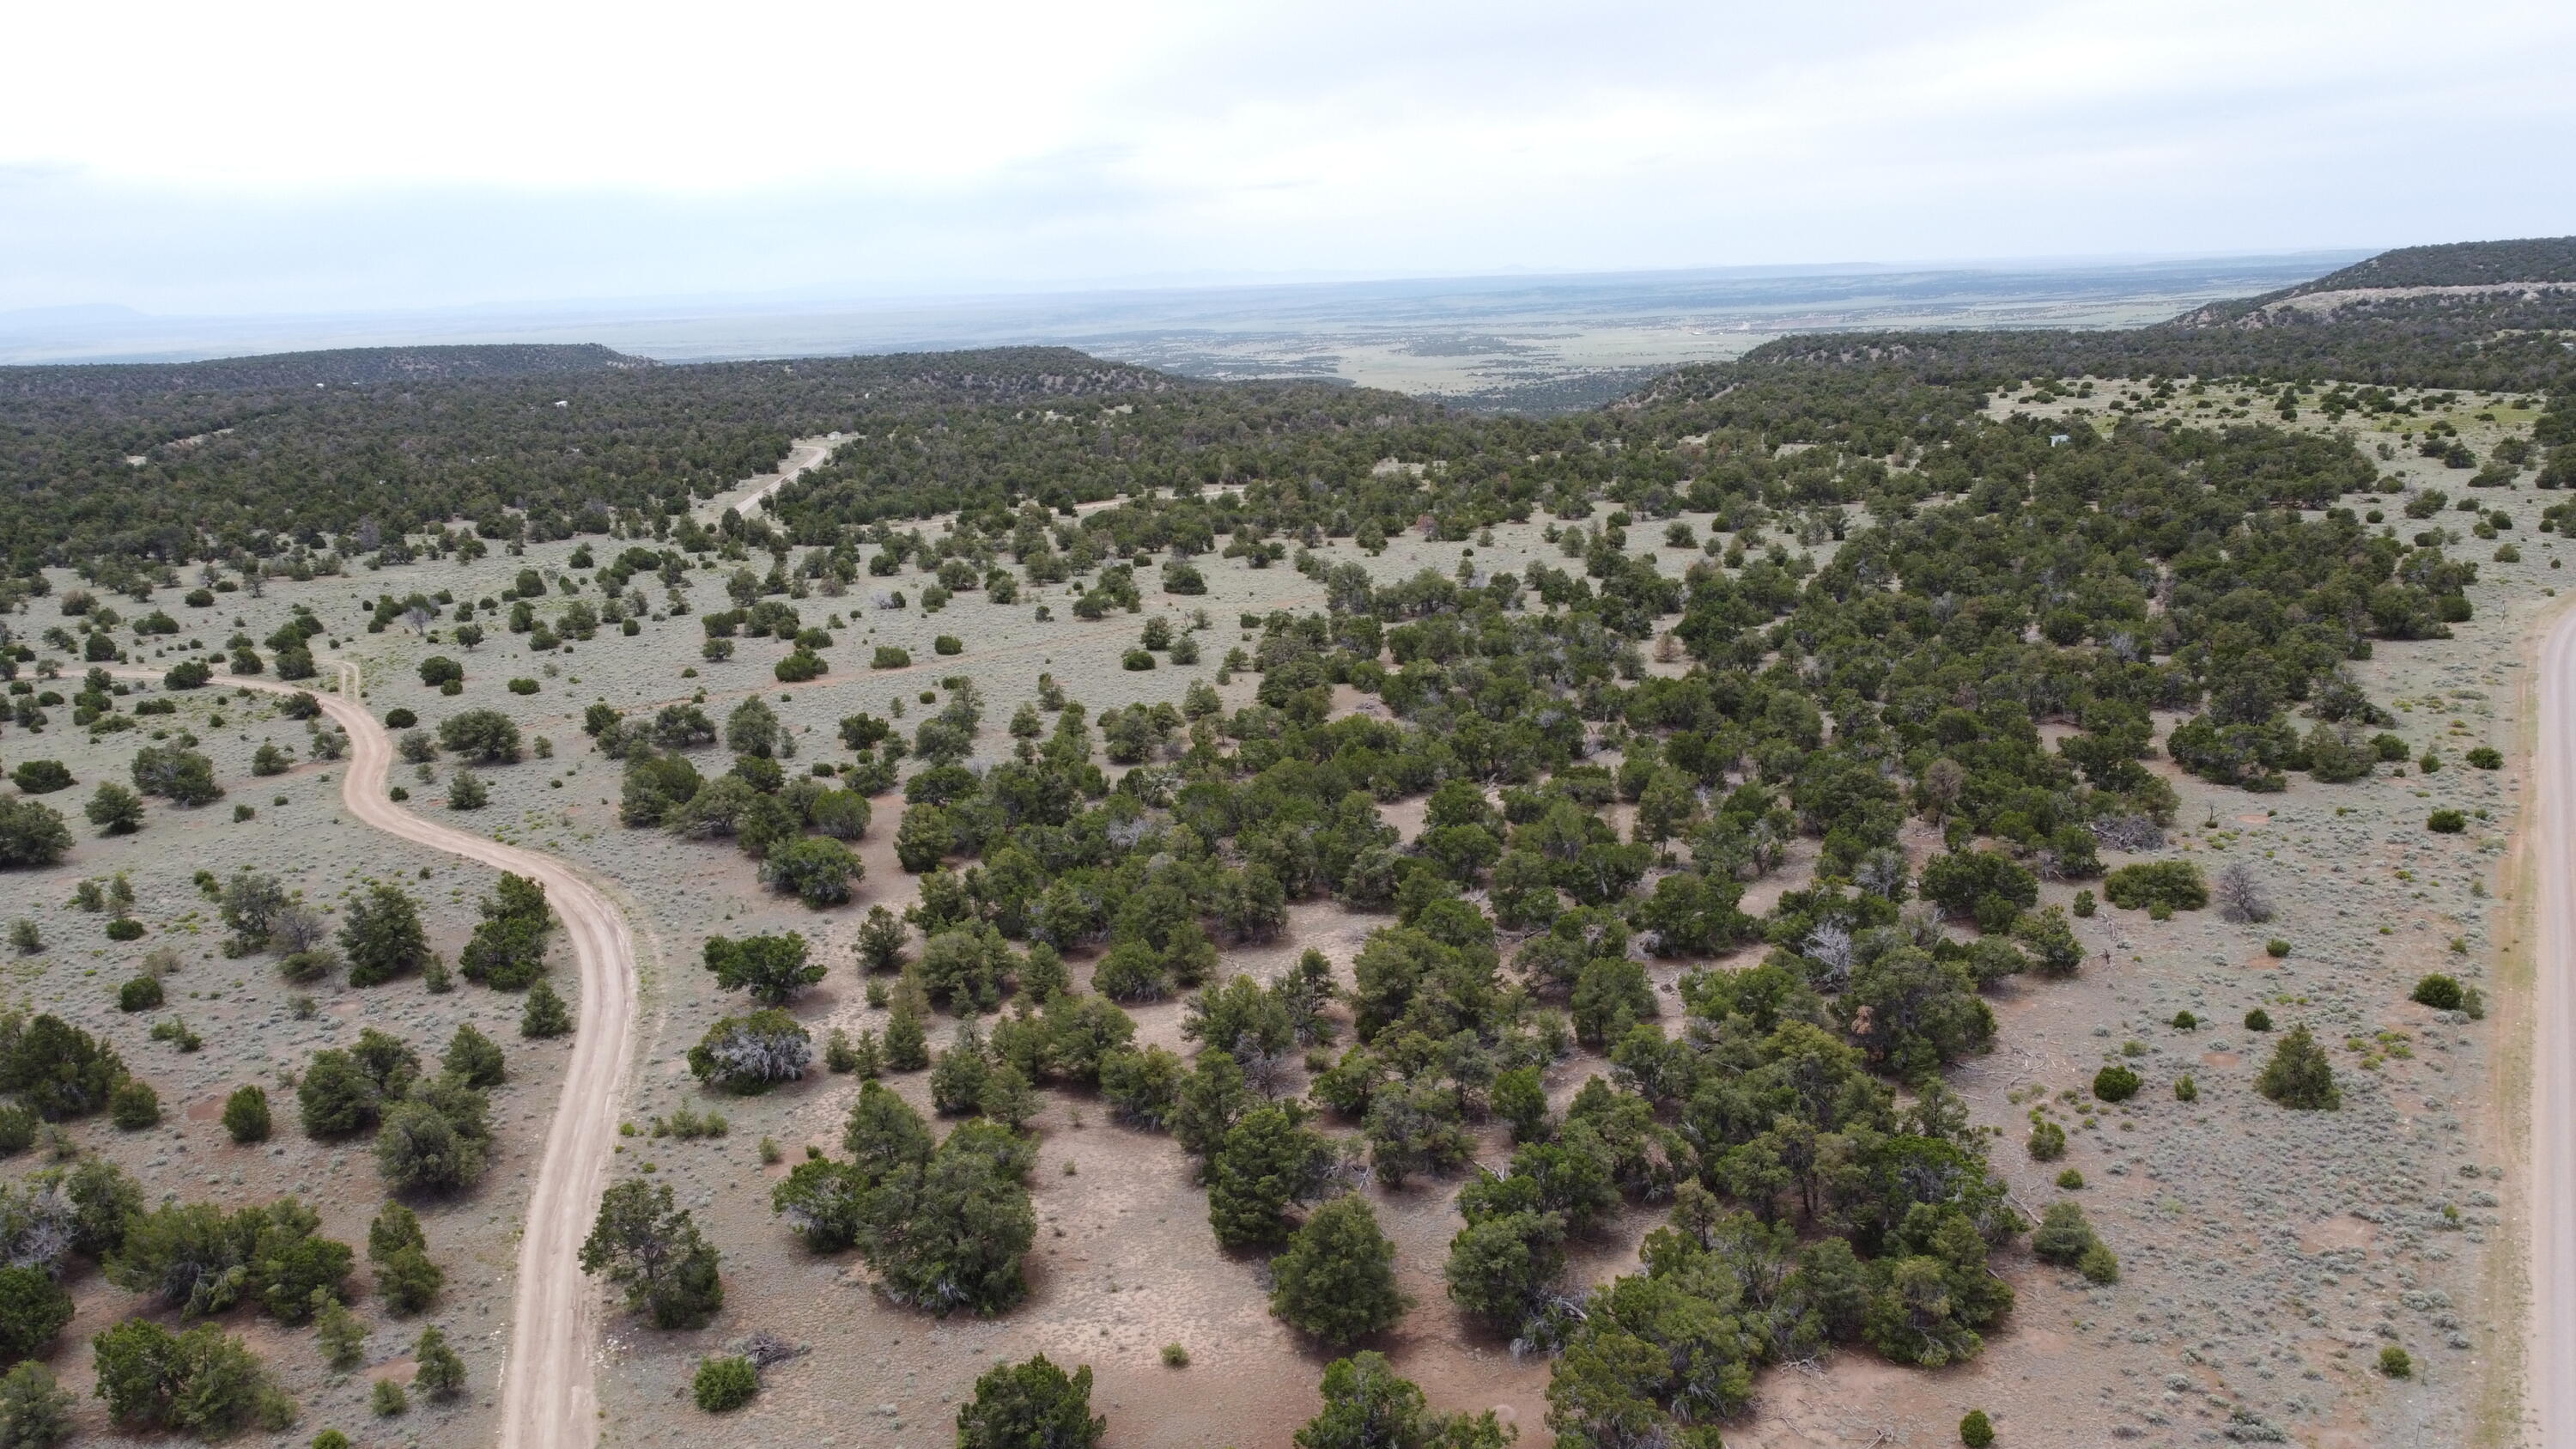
0, 1013, 128, 1118
702, 932, 823, 1005
0, 1361, 72, 1447
757, 837, 861, 908
2091, 1064, 2140, 1102
108, 1079, 160, 1129
0, 1266, 74, 1361
85, 782, 144, 835
443, 1024, 507, 1087
854, 1118, 1034, 1313
91, 1318, 295, 1435
374, 1087, 492, 1192
694, 1355, 758, 1411
9, 761, 73, 795
223, 1085, 272, 1143
956, 1355, 1102, 1449
2102, 861, 2207, 912
438, 709, 522, 762
117, 975, 164, 1011
2428, 809, 2467, 833
2411, 974, 2466, 1010
1960, 1409, 1996, 1448
934, 636, 963, 655
1917, 849, 2038, 928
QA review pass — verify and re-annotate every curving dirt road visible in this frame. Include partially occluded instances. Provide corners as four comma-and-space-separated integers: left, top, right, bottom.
2530, 609, 2576, 1447
120, 665, 635, 1449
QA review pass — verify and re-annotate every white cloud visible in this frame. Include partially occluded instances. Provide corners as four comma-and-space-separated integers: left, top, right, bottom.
2, 0, 2570, 311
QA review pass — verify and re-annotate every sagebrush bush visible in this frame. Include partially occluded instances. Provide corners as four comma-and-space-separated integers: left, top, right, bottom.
2026, 1118, 2066, 1161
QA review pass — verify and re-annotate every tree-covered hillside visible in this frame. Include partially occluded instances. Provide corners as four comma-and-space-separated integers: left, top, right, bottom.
0, 347, 1172, 581
0, 239, 2567, 589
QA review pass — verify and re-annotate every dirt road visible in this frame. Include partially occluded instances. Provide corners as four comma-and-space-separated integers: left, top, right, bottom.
122, 665, 635, 1449
697, 433, 846, 525
2533, 609, 2576, 1446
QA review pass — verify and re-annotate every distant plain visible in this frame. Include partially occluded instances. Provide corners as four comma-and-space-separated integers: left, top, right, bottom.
0, 252, 2366, 411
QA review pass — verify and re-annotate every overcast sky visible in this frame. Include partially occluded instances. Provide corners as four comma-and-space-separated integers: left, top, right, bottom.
5, 0, 2572, 315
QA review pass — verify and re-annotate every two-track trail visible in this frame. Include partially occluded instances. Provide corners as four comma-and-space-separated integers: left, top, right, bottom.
123, 664, 635, 1449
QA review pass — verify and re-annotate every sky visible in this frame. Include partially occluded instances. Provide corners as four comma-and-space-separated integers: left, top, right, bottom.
4, 0, 2573, 316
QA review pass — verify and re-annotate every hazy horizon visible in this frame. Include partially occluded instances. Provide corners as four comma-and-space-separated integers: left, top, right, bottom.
0, 249, 2372, 412
7, 0, 2568, 323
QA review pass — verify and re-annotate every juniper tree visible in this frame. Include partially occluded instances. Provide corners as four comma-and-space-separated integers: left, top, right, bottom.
579, 1180, 723, 1329
1207, 1107, 1336, 1250
1270, 1196, 1407, 1347
955, 1355, 1103, 1449
2257, 1023, 2340, 1110
520, 979, 572, 1038
339, 883, 430, 986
